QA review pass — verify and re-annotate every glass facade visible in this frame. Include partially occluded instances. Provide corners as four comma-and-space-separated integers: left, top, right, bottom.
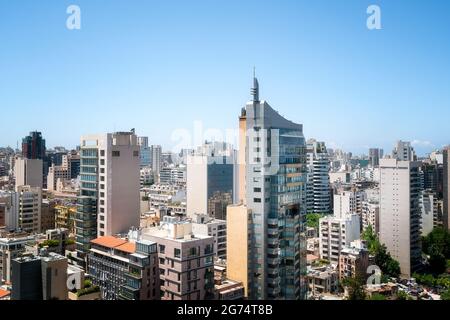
75, 147, 99, 262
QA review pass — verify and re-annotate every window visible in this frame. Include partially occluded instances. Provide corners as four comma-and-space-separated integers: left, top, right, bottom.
254, 198, 261, 203
100, 159, 105, 165
99, 215, 105, 221
100, 168, 105, 174
100, 176, 105, 182
100, 231, 105, 236
133, 151, 139, 157
254, 187, 261, 192
174, 248, 181, 258
100, 150, 105, 157
112, 151, 120, 157
100, 207, 104, 213
100, 223, 104, 229
159, 245, 165, 254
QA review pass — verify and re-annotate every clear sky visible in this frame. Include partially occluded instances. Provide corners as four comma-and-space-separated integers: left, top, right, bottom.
0, 0, 449, 156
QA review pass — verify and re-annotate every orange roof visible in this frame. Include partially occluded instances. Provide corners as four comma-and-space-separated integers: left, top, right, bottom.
116, 242, 136, 254
91, 236, 127, 249
116, 242, 136, 253
0, 289, 10, 298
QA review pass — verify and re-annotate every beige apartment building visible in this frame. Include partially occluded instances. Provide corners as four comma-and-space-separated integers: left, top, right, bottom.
143, 217, 215, 300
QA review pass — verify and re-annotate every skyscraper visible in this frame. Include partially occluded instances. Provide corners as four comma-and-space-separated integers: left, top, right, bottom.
379, 159, 422, 277
392, 140, 416, 161
233, 76, 307, 300
150, 145, 162, 182
306, 139, 331, 214
369, 148, 381, 167
21, 131, 48, 188
138, 136, 151, 167
75, 132, 140, 264
443, 146, 450, 231
22, 131, 46, 160
187, 141, 236, 220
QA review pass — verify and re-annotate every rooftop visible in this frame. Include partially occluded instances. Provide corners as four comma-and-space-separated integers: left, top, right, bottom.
91, 236, 128, 249
0, 288, 10, 299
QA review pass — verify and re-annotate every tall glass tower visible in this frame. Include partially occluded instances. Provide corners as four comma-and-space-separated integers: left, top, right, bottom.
244, 76, 307, 300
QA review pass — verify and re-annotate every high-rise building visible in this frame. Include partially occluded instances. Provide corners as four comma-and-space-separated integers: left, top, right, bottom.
306, 139, 331, 214
186, 142, 236, 220
21, 131, 48, 188
379, 159, 422, 277
421, 161, 443, 199
226, 204, 251, 298
333, 190, 365, 219
151, 145, 162, 182
75, 132, 140, 264
392, 140, 416, 161
369, 148, 381, 167
443, 146, 450, 231
361, 199, 380, 234
14, 157, 43, 189
319, 214, 360, 264
16, 185, 42, 234
138, 137, 151, 167
420, 190, 439, 236
22, 131, 46, 160
236, 76, 307, 300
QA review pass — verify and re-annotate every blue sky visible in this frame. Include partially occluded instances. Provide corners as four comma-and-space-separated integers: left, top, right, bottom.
0, 0, 449, 156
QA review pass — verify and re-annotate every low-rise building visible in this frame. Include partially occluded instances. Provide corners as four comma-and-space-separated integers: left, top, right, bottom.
338, 243, 369, 281
142, 216, 215, 300
307, 265, 339, 296
87, 236, 160, 301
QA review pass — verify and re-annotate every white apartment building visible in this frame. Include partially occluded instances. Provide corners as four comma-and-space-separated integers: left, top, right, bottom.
333, 191, 365, 218
16, 185, 42, 234
420, 190, 438, 236
361, 200, 380, 234
319, 214, 360, 265
392, 141, 416, 161
307, 139, 331, 214
190, 213, 226, 260
379, 159, 422, 278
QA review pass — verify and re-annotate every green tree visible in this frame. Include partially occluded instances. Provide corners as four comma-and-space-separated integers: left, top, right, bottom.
428, 245, 447, 275
362, 226, 400, 278
369, 293, 386, 300
306, 213, 324, 231
397, 291, 413, 300
441, 289, 450, 300
343, 277, 366, 300
422, 227, 450, 258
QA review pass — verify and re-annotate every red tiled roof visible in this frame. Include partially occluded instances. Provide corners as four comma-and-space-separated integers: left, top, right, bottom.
91, 236, 128, 249
0, 289, 10, 298
116, 242, 136, 254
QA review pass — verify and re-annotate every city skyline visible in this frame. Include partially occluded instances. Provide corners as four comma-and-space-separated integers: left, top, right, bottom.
1, 0, 450, 156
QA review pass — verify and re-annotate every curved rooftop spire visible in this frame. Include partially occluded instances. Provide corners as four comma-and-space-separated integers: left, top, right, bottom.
251, 67, 259, 102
